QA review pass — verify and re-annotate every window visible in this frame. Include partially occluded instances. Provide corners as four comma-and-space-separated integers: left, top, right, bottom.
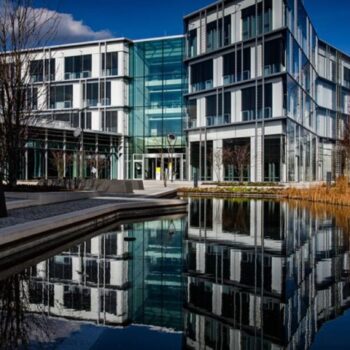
54, 112, 91, 129
102, 52, 118, 76
102, 111, 118, 132
344, 67, 350, 88
242, 84, 272, 121
223, 52, 235, 84
206, 93, 230, 126
187, 99, 197, 128
223, 15, 231, 46
49, 85, 73, 109
65, 55, 92, 79
223, 138, 250, 181
190, 59, 213, 92
30, 58, 55, 82
264, 138, 281, 182
297, 0, 307, 52
242, 0, 272, 40
83, 81, 111, 106
206, 21, 218, 52
26, 87, 38, 110
236, 47, 251, 82
188, 29, 198, 58
206, 15, 231, 52
292, 40, 300, 81
264, 38, 285, 75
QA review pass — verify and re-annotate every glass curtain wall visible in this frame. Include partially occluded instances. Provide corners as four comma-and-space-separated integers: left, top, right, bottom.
129, 37, 187, 180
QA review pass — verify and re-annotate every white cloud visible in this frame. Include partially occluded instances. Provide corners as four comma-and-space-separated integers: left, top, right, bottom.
32, 7, 114, 44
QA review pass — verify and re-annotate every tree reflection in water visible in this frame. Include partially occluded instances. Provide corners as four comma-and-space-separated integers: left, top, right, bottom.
0, 271, 50, 348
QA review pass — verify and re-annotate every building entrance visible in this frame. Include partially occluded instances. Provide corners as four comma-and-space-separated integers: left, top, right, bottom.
133, 153, 185, 181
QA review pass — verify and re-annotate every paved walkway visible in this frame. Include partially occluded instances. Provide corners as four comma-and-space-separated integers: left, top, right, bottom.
0, 180, 191, 230
0, 198, 131, 229
133, 180, 192, 197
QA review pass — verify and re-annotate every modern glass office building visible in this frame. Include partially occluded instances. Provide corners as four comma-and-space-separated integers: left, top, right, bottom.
129, 36, 187, 180
184, 0, 350, 182
10, 0, 350, 183
17, 38, 131, 181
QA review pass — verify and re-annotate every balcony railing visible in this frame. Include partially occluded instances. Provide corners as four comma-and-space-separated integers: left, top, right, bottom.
223, 74, 235, 85
103, 68, 118, 76
206, 114, 230, 126
264, 64, 282, 76
242, 107, 272, 121
64, 71, 91, 80
51, 100, 72, 109
191, 79, 213, 92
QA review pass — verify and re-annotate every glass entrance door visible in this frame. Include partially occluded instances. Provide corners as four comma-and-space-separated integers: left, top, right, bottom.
134, 154, 185, 180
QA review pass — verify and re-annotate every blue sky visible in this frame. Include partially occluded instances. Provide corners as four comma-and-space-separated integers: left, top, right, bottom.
42, 0, 350, 54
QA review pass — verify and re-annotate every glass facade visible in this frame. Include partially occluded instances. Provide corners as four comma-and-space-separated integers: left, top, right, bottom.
129, 37, 187, 180
185, 0, 350, 182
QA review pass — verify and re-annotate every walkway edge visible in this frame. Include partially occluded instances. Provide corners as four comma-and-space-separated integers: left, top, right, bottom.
0, 198, 187, 260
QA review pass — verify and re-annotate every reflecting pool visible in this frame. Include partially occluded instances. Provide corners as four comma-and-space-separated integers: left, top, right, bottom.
1, 199, 350, 349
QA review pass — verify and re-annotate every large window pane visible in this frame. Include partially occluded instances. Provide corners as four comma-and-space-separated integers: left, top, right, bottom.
190, 60, 213, 91
102, 52, 118, 76
49, 85, 73, 109
264, 38, 285, 75
65, 55, 92, 79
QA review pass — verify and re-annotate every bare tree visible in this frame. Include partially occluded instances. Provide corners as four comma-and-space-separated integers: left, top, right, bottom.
340, 118, 350, 178
0, 0, 58, 216
0, 0, 59, 185
223, 144, 250, 182
50, 150, 73, 179
213, 148, 223, 182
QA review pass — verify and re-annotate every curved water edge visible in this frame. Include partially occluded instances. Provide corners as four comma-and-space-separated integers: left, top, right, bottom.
0, 198, 349, 349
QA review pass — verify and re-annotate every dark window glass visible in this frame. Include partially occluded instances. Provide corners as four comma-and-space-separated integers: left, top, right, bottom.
206, 93, 231, 126
264, 38, 285, 75
187, 99, 197, 128
49, 85, 73, 109
102, 111, 118, 132
242, 83, 272, 121
83, 81, 111, 106
65, 55, 92, 79
223, 15, 231, 46
264, 138, 281, 182
188, 29, 197, 57
206, 21, 218, 51
25, 87, 38, 110
223, 52, 235, 84
102, 52, 118, 76
236, 47, 251, 82
242, 0, 272, 40
344, 67, 350, 88
191, 60, 213, 91
30, 58, 55, 82
223, 138, 250, 181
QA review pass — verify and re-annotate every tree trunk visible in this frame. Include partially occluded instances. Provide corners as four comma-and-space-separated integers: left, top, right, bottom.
0, 184, 7, 218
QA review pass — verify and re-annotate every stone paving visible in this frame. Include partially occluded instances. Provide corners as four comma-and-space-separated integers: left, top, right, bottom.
0, 198, 129, 229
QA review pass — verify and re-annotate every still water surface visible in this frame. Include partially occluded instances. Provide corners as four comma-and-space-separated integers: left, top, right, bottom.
1, 198, 350, 349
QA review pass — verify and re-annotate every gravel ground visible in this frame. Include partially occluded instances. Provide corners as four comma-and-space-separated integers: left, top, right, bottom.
0, 199, 129, 229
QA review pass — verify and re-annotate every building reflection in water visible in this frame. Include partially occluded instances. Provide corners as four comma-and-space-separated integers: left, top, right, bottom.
185, 198, 350, 350
28, 217, 185, 331
22, 199, 350, 349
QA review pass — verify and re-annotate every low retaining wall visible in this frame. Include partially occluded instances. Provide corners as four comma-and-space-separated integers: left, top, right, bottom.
0, 198, 187, 263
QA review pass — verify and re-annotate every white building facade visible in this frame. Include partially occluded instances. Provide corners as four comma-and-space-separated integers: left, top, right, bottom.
184, 0, 350, 182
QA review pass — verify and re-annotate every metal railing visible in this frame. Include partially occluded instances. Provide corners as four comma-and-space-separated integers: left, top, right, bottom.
242, 107, 272, 121
206, 114, 230, 126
